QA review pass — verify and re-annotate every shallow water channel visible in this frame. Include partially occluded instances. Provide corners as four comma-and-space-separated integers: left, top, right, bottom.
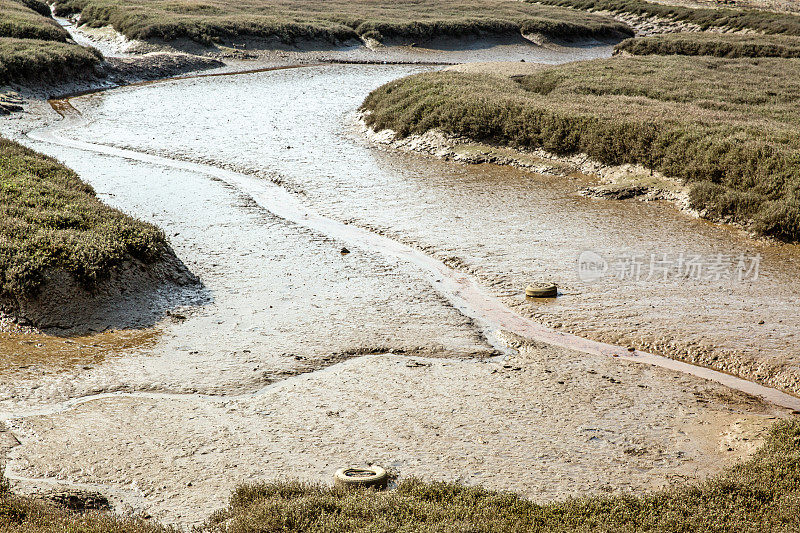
41, 62, 800, 389
2, 45, 799, 527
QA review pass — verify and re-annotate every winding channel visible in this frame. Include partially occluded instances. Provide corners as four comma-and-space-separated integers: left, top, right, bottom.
19, 68, 800, 413
3, 45, 800, 527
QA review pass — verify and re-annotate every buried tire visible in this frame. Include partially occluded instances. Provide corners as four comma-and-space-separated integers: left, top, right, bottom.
334, 466, 388, 489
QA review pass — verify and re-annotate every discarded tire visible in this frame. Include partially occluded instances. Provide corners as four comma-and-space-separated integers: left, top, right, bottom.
334, 466, 388, 489
525, 283, 558, 298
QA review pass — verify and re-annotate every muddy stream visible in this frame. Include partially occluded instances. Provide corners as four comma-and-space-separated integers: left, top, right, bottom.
1, 44, 799, 527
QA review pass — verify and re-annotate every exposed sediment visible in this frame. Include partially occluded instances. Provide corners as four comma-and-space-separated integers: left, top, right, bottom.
0, 249, 202, 336
8, 52, 225, 100
359, 117, 800, 396
361, 118, 694, 218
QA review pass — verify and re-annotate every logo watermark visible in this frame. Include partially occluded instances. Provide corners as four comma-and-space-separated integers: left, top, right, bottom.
578, 251, 761, 282
577, 250, 608, 282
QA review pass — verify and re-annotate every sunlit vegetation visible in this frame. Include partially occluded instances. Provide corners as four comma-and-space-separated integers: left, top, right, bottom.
50, 0, 632, 45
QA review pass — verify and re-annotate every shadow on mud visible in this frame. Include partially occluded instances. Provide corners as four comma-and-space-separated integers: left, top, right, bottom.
2, 249, 210, 337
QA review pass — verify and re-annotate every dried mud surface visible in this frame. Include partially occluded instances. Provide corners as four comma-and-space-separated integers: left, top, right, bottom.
53, 62, 800, 395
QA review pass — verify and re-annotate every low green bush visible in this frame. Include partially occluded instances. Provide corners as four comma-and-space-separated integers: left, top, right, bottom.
0, 0, 68, 41
13, 0, 52, 17
50, 0, 632, 45
0, 488, 175, 532
0, 137, 167, 298
532, 0, 800, 35
0, 37, 102, 84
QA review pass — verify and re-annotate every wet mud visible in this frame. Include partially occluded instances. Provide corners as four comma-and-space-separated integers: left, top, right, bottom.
50, 63, 800, 394
4, 346, 788, 526
1, 47, 798, 528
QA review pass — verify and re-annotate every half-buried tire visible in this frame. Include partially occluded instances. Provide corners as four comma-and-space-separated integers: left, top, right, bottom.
334, 466, 388, 489
526, 283, 558, 298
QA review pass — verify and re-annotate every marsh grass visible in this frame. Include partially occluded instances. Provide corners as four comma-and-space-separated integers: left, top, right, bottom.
0, 37, 102, 84
0, 480, 175, 533
362, 55, 800, 241
0, 137, 167, 299
0, 0, 101, 85
11, 0, 51, 17
616, 31, 800, 57
50, 0, 632, 46
533, 0, 800, 34
0, 0, 68, 41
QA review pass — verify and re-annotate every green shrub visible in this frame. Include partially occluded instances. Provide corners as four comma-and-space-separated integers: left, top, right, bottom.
50, 0, 632, 45
13, 0, 51, 17
532, 0, 800, 35
0, 137, 167, 298
0, 487, 175, 532
0, 37, 102, 84
0, 0, 68, 41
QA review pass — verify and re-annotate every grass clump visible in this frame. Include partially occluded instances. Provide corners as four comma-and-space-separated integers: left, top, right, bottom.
200, 421, 800, 532
49, 0, 632, 46
532, 0, 800, 35
361, 55, 800, 241
0, 0, 68, 41
12, 0, 52, 17
0, 480, 175, 532
616, 32, 800, 57
0, 37, 102, 84
0, 0, 103, 85
0, 137, 168, 299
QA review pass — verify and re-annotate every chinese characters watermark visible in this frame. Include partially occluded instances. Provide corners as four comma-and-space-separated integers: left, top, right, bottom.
577, 250, 760, 283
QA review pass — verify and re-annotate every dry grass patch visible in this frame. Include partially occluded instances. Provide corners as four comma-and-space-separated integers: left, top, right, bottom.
615, 31, 800, 57
0, 0, 68, 42
50, 0, 632, 46
533, 0, 800, 34
0, 478, 175, 533
0, 0, 103, 85
0, 37, 102, 84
